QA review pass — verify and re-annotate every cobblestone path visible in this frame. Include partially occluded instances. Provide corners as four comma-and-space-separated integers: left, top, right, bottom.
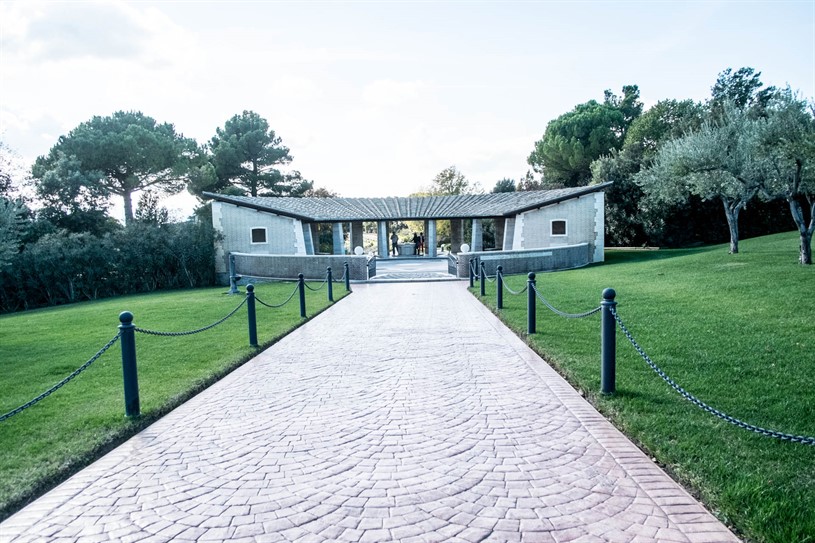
1, 282, 739, 542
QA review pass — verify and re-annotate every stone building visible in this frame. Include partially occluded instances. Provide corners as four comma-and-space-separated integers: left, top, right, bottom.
204, 183, 610, 282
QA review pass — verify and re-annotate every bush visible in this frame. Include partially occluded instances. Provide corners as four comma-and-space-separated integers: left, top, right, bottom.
0, 221, 216, 312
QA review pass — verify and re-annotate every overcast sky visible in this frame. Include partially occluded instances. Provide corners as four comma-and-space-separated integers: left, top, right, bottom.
1, 0, 813, 218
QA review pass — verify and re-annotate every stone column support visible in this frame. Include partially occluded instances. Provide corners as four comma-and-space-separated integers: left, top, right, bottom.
332, 222, 344, 255
377, 221, 389, 258
471, 218, 483, 252
350, 222, 364, 254
427, 220, 437, 257
494, 218, 505, 251
451, 219, 463, 254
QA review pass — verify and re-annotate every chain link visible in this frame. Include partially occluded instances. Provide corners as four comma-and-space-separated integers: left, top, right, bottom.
135, 298, 247, 337
501, 277, 528, 296
255, 283, 300, 309
531, 285, 601, 319
0, 332, 122, 423
611, 307, 815, 445
304, 276, 328, 291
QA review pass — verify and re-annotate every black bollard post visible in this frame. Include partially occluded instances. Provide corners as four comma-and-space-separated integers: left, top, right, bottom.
527, 273, 536, 334
246, 284, 258, 348
601, 288, 617, 394
118, 311, 140, 418
298, 273, 307, 318
344, 262, 351, 292
480, 261, 486, 297
327, 267, 334, 302
469, 258, 475, 288
497, 265, 503, 309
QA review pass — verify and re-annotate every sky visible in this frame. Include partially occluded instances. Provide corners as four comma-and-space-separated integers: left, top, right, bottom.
1, 0, 814, 220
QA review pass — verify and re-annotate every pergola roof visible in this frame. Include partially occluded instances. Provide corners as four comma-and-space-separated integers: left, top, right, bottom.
204, 182, 611, 222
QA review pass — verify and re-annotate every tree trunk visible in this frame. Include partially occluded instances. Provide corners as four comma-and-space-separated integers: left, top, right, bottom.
788, 194, 814, 265
123, 190, 134, 225
722, 198, 741, 254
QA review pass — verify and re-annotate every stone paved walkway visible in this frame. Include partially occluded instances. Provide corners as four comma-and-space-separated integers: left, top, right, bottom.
1, 282, 739, 543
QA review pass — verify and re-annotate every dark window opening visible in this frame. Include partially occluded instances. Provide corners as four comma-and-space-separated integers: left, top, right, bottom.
251, 228, 267, 243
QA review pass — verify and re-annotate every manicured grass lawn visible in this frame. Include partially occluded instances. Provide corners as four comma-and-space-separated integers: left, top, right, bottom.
0, 280, 347, 520
471, 231, 814, 543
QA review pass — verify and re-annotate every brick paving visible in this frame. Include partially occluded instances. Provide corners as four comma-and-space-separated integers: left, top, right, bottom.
1, 282, 739, 542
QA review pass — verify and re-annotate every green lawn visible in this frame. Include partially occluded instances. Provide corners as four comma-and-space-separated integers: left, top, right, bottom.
472, 231, 814, 543
0, 280, 347, 519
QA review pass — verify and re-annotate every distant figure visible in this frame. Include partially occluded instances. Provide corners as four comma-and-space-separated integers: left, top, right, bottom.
391, 232, 399, 256
412, 232, 419, 255
418, 232, 425, 256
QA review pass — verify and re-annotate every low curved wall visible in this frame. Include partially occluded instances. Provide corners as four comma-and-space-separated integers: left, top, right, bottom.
220, 254, 371, 285
454, 244, 592, 278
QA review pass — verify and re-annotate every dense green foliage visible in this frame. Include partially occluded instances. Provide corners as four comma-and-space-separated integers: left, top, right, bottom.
528, 86, 642, 187
473, 231, 814, 543
0, 282, 346, 520
32, 111, 199, 224
0, 221, 216, 313
197, 110, 312, 198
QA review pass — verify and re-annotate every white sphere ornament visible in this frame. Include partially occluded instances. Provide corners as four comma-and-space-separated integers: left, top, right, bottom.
460, 243, 470, 253
354, 246, 364, 255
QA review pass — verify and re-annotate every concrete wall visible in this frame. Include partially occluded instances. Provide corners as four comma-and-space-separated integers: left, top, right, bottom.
224, 254, 371, 284
213, 201, 306, 277
511, 192, 603, 263
454, 244, 593, 278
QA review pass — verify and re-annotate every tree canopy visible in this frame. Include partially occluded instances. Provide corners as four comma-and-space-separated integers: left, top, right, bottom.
206, 110, 312, 198
528, 85, 642, 188
428, 166, 480, 195
32, 111, 198, 225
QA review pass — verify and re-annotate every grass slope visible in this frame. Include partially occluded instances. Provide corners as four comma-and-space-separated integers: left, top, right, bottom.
472, 231, 814, 543
0, 281, 346, 519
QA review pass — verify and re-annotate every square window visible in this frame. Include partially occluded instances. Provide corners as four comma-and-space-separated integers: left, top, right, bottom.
551, 220, 567, 236
251, 228, 267, 244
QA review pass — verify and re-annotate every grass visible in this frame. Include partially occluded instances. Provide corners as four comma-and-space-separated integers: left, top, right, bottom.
0, 280, 347, 520
471, 231, 814, 543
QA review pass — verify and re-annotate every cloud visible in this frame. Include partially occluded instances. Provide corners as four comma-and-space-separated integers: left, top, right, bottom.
362, 80, 426, 108
2, 0, 197, 67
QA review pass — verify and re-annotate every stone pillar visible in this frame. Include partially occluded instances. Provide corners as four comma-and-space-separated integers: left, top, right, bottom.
302, 223, 315, 255
310, 223, 320, 254
377, 221, 389, 258
503, 218, 516, 250
471, 218, 483, 252
427, 219, 437, 257
494, 218, 505, 251
451, 219, 463, 254
351, 221, 364, 254
332, 222, 344, 255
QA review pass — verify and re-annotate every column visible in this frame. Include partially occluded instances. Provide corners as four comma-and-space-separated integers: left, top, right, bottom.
451, 219, 463, 254
302, 223, 315, 255
310, 223, 320, 253
503, 218, 516, 250
494, 218, 505, 251
332, 222, 344, 255
427, 219, 437, 257
351, 222, 364, 254
471, 218, 483, 252
377, 221, 389, 258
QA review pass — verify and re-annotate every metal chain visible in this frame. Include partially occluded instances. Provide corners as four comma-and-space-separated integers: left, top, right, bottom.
531, 285, 601, 319
502, 279, 528, 296
332, 266, 347, 283
135, 298, 247, 336
0, 332, 122, 423
255, 283, 300, 309
483, 273, 497, 283
611, 307, 815, 445
304, 276, 327, 291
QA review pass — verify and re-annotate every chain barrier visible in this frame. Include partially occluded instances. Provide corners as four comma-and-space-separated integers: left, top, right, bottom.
135, 298, 247, 337
0, 332, 122, 423
531, 284, 601, 319
255, 283, 300, 309
304, 275, 328, 291
611, 307, 815, 445
501, 277, 528, 296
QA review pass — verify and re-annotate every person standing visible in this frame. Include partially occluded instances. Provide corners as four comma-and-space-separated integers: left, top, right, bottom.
412, 232, 419, 255
418, 231, 425, 256
391, 231, 399, 256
